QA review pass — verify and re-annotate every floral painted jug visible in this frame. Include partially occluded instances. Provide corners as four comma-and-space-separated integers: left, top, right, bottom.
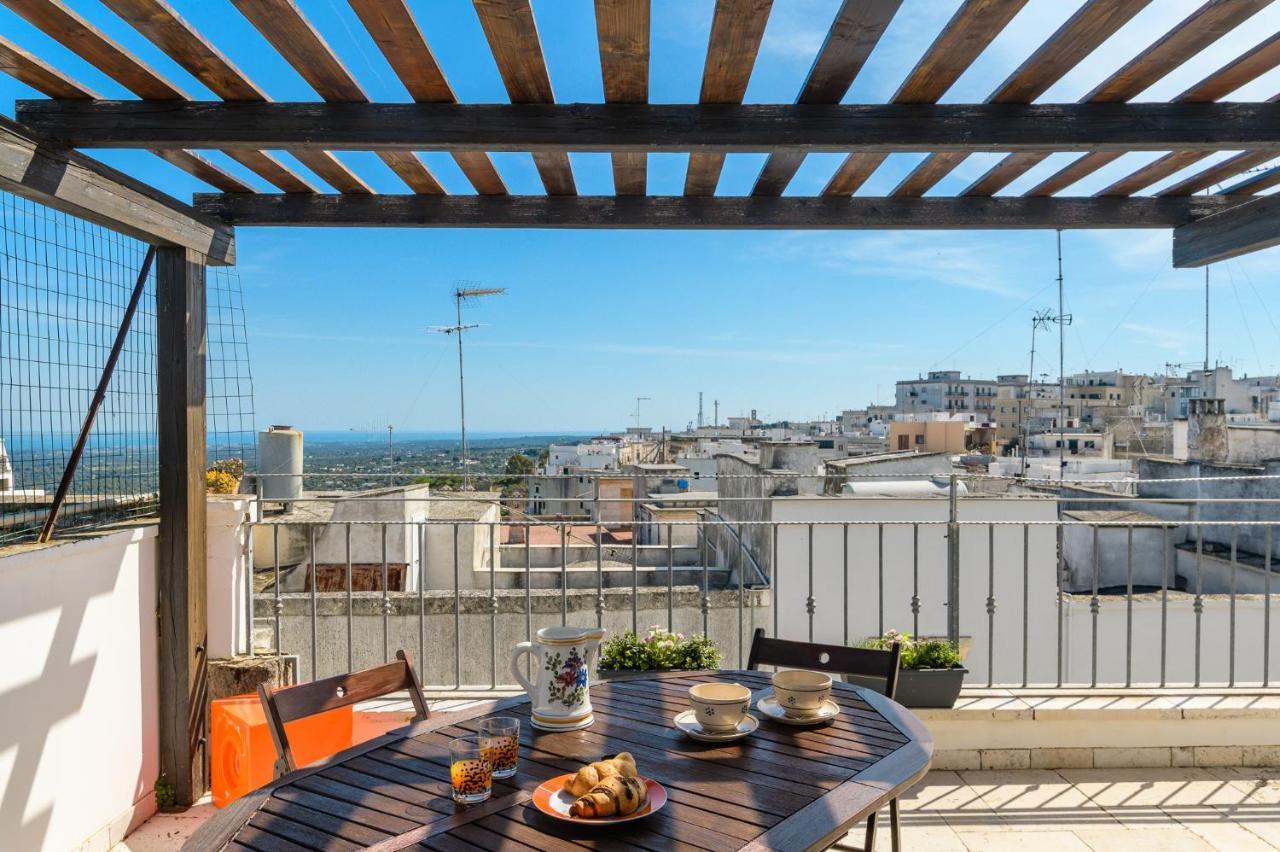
511, 626, 607, 731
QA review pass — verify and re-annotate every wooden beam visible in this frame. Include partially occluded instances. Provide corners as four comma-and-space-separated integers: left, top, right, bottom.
1032, 31, 1280, 197
193, 193, 1239, 230
347, 0, 507, 195
891, 0, 1152, 198
0, 115, 234, 263
155, 245, 209, 806
1173, 193, 1280, 267
685, 0, 772, 196
963, 0, 1271, 197
595, 0, 650, 196
474, 0, 575, 195
752, 0, 901, 196
823, 0, 1029, 196
229, 0, 437, 194
20, 100, 1280, 153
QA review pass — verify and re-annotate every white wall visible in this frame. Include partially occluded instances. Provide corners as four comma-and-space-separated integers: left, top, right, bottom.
0, 527, 159, 852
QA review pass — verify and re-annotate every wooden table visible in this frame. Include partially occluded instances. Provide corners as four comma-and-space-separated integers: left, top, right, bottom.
189, 670, 933, 851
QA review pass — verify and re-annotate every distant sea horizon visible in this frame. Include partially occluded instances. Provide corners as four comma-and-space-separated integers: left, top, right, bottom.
302, 430, 599, 443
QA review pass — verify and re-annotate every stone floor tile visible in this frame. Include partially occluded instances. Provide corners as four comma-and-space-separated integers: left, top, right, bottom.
1073, 827, 1216, 851
833, 823, 970, 852
956, 769, 1122, 831
956, 829, 1092, 851
1057, 767, 1259, 810
1171, 814, 1280, 851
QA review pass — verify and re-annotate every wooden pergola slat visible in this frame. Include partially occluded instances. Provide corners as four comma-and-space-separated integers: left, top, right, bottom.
346, 0, 506, 195
23, 100, 1280, 153
962, 0, 1270, 197
193, 193, 1240, 231
1157, 149, 1279, 197
229, 0, 436, 195
1220, 162, 1280, 195
595, 0, 650, 196
1032, 30, 1280, 197
890, 0, 1151, 198
685, 0, 772, 196
97, 0, 316, 193
0, 30, 252, 193
474, 0, 575, 195
750, 0, 900, 197
822, 0, 1027, 196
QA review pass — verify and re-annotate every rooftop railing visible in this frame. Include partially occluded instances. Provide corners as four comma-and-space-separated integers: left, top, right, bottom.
239, 468, 1280, 692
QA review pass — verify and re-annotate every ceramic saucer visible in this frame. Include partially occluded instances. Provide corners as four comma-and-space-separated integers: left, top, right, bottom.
672, 709, 758, 742
756, 692, 840, 726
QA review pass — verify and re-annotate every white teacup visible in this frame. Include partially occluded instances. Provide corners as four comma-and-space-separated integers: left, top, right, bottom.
772, 670, 832, 716
688, 682, 751, 731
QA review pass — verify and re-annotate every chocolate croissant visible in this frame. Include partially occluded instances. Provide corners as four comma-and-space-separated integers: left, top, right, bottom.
565, 752, 637, 797
569, 775, 648, 818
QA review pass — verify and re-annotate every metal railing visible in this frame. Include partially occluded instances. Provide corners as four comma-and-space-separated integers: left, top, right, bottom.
239, 469, 1280, 691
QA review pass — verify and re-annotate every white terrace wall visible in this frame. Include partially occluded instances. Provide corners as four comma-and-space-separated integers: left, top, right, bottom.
0, 497, 251, 852
0, 526, 159, 852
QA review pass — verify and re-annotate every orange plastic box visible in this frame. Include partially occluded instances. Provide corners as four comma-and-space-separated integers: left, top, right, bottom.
210, 694, 353, 808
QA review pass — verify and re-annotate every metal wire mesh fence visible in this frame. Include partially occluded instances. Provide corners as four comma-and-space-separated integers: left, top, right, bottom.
0, 191, 255, 544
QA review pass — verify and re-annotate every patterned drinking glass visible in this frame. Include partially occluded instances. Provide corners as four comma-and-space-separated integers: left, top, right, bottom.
479, 717, 520, 779
448, 737, 492, 804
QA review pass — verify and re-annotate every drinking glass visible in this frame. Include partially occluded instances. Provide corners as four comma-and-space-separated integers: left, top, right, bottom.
479, 717, 520, 779
448, 737, 493, 804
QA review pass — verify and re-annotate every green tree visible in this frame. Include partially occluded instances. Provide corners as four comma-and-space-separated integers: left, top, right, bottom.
505, 453, 536, 475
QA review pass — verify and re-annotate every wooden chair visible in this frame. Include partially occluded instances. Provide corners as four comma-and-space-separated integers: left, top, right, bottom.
257, 649, 430, 778
747, 628, 904, 852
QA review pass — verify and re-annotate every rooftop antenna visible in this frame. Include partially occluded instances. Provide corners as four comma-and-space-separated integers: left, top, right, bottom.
1022, 309, 1056, 476
1055, 231, 1073, 486
1204, 264, 1212, 399
387, 424, 394, 480
714, 399, 720, 428
697, 392, 704, 429
634, 396, 651, 429
430, 283, 505, 489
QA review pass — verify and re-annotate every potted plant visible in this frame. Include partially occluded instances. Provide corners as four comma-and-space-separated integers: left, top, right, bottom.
851, 630, 967, 709
598, 625, 723, 678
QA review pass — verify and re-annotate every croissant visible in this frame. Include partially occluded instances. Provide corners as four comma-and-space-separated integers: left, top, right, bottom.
564, 752, 637, 797
569, 775, 648, 818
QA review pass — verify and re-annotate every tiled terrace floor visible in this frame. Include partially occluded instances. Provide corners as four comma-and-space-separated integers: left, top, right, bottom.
115, 767, 1280, 851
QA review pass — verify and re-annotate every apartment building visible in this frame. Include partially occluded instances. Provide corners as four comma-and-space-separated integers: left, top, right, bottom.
895, 370, 997, 416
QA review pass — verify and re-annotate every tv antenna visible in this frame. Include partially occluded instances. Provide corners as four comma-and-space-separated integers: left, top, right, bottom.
633, 396, 651, 429
430, 283, 505, 489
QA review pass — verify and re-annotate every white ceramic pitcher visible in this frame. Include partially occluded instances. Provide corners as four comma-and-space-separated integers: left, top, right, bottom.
510, 626, 607, 731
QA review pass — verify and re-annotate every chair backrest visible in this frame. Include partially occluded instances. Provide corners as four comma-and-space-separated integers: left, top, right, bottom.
746, 628, 902, 699
258, 649, 429, 777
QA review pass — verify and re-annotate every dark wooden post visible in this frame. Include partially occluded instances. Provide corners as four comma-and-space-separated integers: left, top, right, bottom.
156, 246, 209, 805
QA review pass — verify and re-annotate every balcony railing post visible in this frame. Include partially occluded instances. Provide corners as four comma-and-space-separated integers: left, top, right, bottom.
1266, 526, 1273, 687
1022, 524, 1029, 688
1090, 524, 1100, 688
381, 523, 390, 664
701, 519, 710, 637
418, 522, 426, 685
491, 521, 498, 689
842, 523, 850, 647
309, 524, 317, 682
1125, 525, 1133, 688
453, 523, 461, 690
806, 523, 815, 643
911, 524, 920, 638
739, 522, 747, 667
986, 523, 995, 688
272, 525, 281, 655
346, 523, 353, 673
596, 521, 605, 629
667, 524, 674, 631
1230, 526, 1238, 688
947, 475, 960, 649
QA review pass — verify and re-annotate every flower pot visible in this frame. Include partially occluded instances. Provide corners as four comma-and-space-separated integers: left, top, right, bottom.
844, 666, 968, 709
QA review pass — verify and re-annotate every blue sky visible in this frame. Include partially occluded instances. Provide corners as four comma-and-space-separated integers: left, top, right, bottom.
4, 1, 1280, 434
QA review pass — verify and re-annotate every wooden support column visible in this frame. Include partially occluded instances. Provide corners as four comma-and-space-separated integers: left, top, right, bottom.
156, 245, 209, 805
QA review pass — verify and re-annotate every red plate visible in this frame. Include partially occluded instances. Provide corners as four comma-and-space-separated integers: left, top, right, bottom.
531, 773, 667, 825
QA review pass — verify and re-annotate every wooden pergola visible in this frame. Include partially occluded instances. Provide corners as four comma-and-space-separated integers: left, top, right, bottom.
2, 0, 1279, 805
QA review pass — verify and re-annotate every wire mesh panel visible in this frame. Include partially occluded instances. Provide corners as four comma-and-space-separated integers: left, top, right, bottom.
0, 191, 256, 543
207, 265, 257, 482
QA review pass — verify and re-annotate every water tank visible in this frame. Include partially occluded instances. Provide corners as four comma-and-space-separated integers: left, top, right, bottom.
258, 426, 303, 502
